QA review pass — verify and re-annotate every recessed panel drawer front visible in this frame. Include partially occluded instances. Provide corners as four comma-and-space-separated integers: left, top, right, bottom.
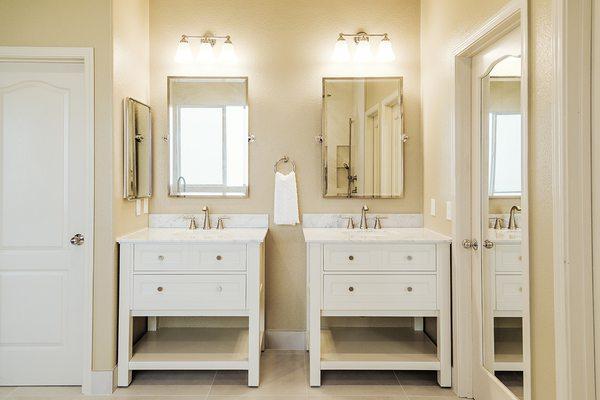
134, 244, 187, 270
323, 244, 380, 270
323, 274, 437, 310
495, 244, 522, 272
132, 274, 246, 310
495, 274, 523, 311
323, 244, 436, 271
189, 244, 247, 271
383, 244, 437, 271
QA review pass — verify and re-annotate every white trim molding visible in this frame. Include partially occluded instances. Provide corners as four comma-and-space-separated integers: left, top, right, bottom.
0, 46, 95, 395
552, 0, 596, 399
88, 368, 117, 395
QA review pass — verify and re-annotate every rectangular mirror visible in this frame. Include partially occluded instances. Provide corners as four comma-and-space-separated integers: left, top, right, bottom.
123, 97, 152, 200
168, 77, 249, 197
321, 77, 405, 198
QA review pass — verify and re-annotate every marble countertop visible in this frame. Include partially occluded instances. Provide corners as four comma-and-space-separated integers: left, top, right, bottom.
117, 228, 268, 244
302, 228, 451, 243
488, 228, 522, 244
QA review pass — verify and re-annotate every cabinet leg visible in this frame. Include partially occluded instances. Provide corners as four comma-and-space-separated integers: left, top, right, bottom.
118, 311, 133, 387
248, 313, 260, 387
413, 317, 424, 331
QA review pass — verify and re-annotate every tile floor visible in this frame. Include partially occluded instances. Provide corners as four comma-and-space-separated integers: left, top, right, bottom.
0, 350, 461, 400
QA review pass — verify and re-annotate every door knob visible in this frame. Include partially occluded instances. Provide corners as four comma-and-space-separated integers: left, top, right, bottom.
483, 239, 495, 249
462, 239, 478, 250
70, 233, 85, 246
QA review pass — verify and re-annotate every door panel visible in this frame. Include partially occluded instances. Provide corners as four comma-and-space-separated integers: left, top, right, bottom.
0, 61, 87, 385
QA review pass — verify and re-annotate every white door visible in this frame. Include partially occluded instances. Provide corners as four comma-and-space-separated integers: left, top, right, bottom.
469, 26, 527, 400
0, 60, 88, 385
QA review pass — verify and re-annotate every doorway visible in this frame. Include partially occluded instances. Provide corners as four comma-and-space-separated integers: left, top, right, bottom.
0, 47, 94, 388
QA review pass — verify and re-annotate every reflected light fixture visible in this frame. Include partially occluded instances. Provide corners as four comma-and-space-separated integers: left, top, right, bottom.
174, 33, 237, 64
331, 31, 395, 63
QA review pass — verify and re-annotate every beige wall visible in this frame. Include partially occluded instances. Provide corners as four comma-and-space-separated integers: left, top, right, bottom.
110, 0, 150, 369
421, 0, 556, 398
0, 0, 118, 371
149, 0, 422, 332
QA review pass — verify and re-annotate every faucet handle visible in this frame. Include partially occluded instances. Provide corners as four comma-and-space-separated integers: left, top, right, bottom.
183, 216, 197, 230
216, 217, 229, 230
373, 216, 387, 229
340, 216, 355, 229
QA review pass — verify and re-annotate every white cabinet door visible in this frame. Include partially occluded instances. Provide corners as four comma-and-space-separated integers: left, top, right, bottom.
0, 61, 88, 385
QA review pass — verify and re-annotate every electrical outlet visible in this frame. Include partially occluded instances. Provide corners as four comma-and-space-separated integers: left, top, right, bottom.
430, 198, 436, 217
143, 198, 149, 214
135, 199, 142, 216
446, 201, 452, 221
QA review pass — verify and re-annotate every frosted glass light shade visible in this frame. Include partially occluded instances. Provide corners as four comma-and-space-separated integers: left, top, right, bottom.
175, 38, 193, 63
354, 39, 372, 62
197, 41, 215, 63
220, 40, 237, 63
332, 37, 350, 62
377, 37, 396, 62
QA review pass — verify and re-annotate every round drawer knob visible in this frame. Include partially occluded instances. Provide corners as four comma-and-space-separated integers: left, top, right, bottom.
157, 286, 164, 292
216, 255, 222, 261
406, 286, 413, 292
158, 255, 165, 261
406, 255, 413, 261
518, 287, 523, 292
348, 255, 354, 261
518, 256, 522, 261
348, 286, 355, 292
217, 285, 223, 292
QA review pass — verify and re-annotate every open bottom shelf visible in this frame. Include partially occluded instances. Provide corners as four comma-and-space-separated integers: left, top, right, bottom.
130, 327, 249, 370
494, 327, 523, 371
321, 327, 440, 370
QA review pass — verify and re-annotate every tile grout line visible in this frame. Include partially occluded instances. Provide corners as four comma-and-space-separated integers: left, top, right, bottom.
393, 370, 410, 400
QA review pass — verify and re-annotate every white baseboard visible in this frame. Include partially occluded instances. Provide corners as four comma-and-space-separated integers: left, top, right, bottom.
86, 367, 116, 395
266, 330, 307, 350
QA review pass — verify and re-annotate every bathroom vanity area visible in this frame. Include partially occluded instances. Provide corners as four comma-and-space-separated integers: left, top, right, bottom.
303, 223, 452, 387
117, 215, 267, 387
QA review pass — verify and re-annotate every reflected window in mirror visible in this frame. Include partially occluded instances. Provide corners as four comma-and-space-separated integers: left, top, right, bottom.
488, 111, 521, 197
169, 77, 248, 197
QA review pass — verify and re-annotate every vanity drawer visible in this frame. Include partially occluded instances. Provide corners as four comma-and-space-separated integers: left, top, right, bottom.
190, 244, 247, 270
495, 245, 522, 272
133, 244, 247, 271
134, 244, 187, 270
323, 274, 437, 311
132, 274, 246, 310
323, 244, 436, 271
495, 274, 523, 311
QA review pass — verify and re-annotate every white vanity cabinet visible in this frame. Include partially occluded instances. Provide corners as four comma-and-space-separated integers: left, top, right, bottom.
303, 228, 452, 387
117, 228, 267, 387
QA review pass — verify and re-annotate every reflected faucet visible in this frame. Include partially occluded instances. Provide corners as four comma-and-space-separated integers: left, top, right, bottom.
202, 206, 211, 230
359, 204, 369, 230
508, 205, 522, 230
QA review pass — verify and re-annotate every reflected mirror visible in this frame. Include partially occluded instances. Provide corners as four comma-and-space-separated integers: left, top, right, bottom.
481, 54, 525, 399
168, 77, 248, 197
123, 97, 152, 200
321, 77, 404, 198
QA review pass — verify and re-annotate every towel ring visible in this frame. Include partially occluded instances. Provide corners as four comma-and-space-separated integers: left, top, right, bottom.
274, 155, 296, 173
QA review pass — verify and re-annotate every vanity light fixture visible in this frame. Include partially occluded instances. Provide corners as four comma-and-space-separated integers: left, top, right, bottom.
331, 32, 396, 63
175, 34, 237, 64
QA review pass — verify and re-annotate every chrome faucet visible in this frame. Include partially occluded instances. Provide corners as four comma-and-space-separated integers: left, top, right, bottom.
508, 205, 522, 230
185, 216, 198, 230
359, 204, 369, 229
202, 206, 211, 230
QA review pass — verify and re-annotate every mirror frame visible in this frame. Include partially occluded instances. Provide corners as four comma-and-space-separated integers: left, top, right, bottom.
167, 76, 250, 198
123, 97, 152, 200
320, 76, 405, 199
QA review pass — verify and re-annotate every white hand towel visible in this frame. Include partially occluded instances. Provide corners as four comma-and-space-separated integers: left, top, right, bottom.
274, 171, 300, 225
